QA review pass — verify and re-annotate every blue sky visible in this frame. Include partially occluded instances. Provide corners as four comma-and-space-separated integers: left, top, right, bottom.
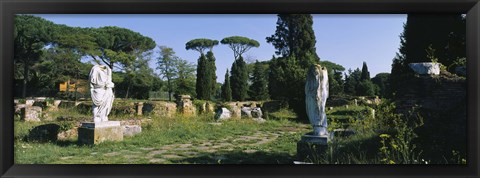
34, 14, 406, 83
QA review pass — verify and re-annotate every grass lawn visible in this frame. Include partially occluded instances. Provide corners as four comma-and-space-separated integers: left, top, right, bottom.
14, 108, 314, 164
16, 102, 449, 164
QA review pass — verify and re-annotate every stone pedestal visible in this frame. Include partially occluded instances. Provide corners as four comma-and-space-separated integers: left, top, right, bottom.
21, 106, 42, 122
297, 133, 328, 163
136, 102, 144, 116
78, 121, 123, 145
176, 95, 196, 116
123, 125, 142, 137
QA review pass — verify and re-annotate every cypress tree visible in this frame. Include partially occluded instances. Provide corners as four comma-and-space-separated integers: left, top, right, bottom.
230, 56, 248, 101
206, 51, 217, 99
266, 14, 320, 67
360, 61, 370, 81
404, 14, 465, 66
186, 38, 218, 100
390, 14, 465, 98
266, 14, 320, 118
195, 53, 210, 99
221, 69, 232, 101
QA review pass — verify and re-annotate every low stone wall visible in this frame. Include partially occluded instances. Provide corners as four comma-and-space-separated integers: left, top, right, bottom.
194, 100, 215, 114
395, 72, 467, 159
396, 73, 466, 114
143, 101, 177, 117
176, 95, 196, 116
18, 96, 286, 121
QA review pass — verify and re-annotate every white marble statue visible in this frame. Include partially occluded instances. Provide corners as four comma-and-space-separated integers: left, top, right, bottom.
305, 64, 329, 136
89, 64, 115, 123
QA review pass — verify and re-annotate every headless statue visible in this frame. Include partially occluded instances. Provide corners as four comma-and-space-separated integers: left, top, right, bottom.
89, 64, 115, 123
305, 64, 329, 136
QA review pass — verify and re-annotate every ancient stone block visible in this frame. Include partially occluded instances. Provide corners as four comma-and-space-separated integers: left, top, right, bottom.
25, 99, 35, 107
15, 104, 26, 115
53, 100, 62, 108
251, 107, 263, 119
123, 125, 142, 137
205, 102, 215, 114
77, 121, 123, 145
136, 102, 144, 116
408, 62, 440, 75
241, 107, 252, 118
143, 101, 177, 117
176, 95, 196, 116
21, 106, 42, 122
215, 107, 231, 121
297, 134, 328, 163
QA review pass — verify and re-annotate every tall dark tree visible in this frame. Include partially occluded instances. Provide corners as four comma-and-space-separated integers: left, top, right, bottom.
372, 73, 390, 98
360, 61, 370, 81
266, 14, 320, 67
222, 36, 259, 101
403, 14, 465, 66
206, 51, 217, 99
195, 53, 210, 99
266, 14, 320, 118
344, 64, 375, 97
230, 56, 249, 101
249, 60, 269, 100
390, 14, 465, 98
186, 38, 218, 100
221, 69, 232, 101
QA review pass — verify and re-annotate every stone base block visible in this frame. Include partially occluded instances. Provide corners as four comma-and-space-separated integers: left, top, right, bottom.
78, 121, 123, 145
297, 133, 328, 163
123, 125, 142, 137
21, 106, 42, 122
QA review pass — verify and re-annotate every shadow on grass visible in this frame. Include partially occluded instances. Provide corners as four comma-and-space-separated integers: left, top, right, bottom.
329, 133, 381, 163
171, 133, 382, 164
55, 140, 79, 147
330, 110, 361, 116
172, 150, 296, 164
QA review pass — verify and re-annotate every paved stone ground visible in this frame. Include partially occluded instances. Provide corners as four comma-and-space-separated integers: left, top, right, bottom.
58, 125, 309, 164
141, 130, 283, 163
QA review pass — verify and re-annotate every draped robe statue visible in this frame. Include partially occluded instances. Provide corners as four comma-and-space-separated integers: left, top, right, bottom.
305, 64, 329, 136
89, 65, 115, 123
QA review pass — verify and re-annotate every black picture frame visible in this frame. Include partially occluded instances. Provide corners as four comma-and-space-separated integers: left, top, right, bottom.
1, 0, 479, 177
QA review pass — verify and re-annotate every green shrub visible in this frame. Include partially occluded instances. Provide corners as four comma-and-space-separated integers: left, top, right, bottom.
268, 108, 297, 120
375, 102, 423, 164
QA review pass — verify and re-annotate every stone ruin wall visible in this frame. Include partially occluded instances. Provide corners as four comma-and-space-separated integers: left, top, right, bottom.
15, 96, 285, 122
395, 73, 466, 114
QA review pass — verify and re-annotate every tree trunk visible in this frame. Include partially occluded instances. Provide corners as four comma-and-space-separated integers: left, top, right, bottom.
167, 78, 172, 101
125, 83, 130, 99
